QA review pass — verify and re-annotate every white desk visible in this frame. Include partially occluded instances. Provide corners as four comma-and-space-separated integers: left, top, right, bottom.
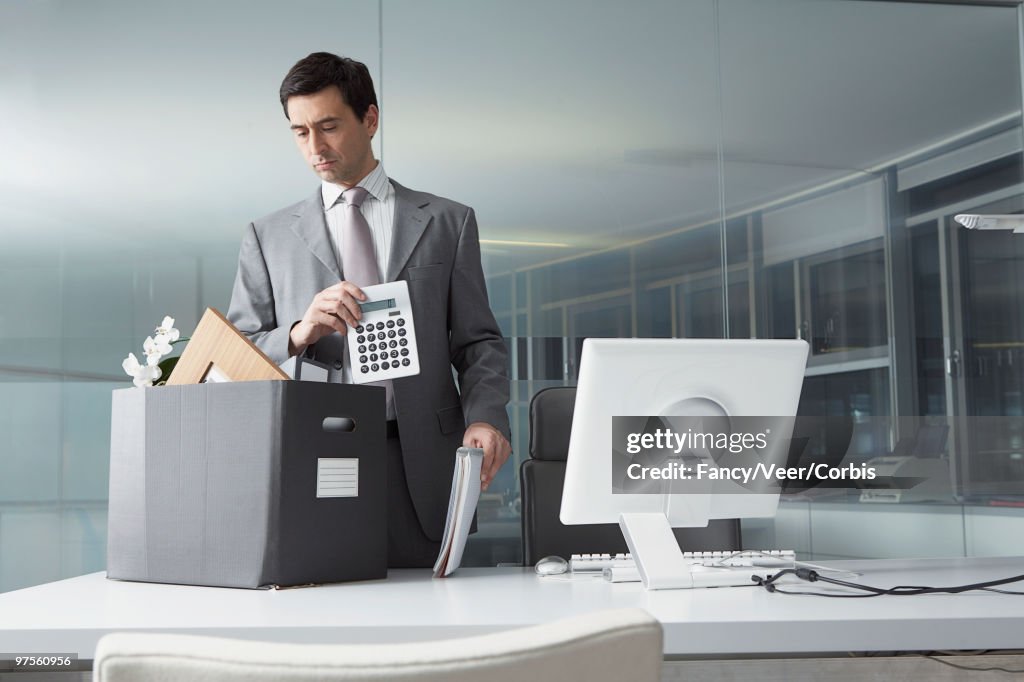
1, 557, 1023, 659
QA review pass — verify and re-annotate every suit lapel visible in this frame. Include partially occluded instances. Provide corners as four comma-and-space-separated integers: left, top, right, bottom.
289, 190, 342, 281
387, 181, 432, 282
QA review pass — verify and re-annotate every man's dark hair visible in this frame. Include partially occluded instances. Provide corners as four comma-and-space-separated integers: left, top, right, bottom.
279, 52, 378, 121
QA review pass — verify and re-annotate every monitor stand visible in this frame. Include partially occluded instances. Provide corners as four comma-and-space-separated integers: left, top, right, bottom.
619, 513, 761, 590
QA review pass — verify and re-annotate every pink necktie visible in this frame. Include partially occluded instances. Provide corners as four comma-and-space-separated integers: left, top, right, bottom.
339, 187, 394, 419
340, 187, 380, 287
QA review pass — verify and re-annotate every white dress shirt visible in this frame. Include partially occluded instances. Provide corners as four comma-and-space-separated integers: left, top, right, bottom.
321, 160, 396, 282
321, 161, 398, 419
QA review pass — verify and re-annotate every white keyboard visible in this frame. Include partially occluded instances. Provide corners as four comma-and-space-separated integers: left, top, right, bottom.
569, 550, 796, 573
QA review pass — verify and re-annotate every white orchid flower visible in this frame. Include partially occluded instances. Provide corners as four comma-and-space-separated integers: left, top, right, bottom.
120, 315, 181, 386
154, 316, 180, 343
122, 352, 162, 387
133, 363, 161, 387
143, 335, 172, 362
122, 352, 142, 377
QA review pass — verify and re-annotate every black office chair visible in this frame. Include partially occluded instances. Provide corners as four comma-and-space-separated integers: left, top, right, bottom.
520, 387, 741, 566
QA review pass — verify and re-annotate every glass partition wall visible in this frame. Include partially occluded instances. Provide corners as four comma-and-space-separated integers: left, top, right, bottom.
0, 0, 384, 591
1, 0, 1021, 590
479, 0, 1024, 563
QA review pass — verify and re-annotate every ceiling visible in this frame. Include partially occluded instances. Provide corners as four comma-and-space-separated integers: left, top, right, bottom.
0, 0, 1020, 274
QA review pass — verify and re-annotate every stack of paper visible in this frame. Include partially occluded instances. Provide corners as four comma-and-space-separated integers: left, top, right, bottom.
433, 447, 484, 577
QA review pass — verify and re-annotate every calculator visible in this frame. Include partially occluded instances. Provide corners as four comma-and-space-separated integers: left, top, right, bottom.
346, 280, 421, 384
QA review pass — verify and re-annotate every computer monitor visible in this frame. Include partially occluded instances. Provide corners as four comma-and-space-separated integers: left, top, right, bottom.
559, 338, 809, 589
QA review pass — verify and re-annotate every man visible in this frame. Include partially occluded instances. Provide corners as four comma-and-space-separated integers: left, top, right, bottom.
227, 52, 511, 568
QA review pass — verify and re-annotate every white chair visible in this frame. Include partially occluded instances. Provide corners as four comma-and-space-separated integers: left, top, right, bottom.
93, 607, 663, 682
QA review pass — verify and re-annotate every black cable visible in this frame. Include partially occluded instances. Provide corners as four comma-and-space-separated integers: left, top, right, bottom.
923, 655, 1024, 675
982, 587, 1024, 595
930, 649, 993, 656
759, 585, 880, 598
753, 571, 865, 596
818, 571, 1024, 596
755, 568, 1024, 597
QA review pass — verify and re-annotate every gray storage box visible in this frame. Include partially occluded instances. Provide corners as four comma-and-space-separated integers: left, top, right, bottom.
107, 381, 386, 588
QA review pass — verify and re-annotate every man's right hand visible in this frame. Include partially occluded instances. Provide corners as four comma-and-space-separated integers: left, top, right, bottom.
288, 281, 367, 356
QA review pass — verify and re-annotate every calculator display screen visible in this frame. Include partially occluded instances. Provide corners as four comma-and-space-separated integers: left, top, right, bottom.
360, 298, 397, 314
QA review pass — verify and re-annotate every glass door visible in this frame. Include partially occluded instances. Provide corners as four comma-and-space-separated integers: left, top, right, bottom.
942, 195, 1024, 499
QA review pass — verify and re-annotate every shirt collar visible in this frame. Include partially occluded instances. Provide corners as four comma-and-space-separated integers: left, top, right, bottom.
321, 161, 389, 209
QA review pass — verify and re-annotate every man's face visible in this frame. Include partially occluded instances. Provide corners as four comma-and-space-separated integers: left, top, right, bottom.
287, 86, 378, 187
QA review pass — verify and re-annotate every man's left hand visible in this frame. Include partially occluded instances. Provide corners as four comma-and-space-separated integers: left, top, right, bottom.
463, 422, 512, 492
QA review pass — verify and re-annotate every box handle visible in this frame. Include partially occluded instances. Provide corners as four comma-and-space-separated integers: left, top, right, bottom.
322, 417, 357, 433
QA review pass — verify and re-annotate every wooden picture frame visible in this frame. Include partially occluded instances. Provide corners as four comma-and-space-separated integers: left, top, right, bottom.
166, 308, 289, 385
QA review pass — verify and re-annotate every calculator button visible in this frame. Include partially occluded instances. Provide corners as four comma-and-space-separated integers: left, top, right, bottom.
401, 358, 410, 367
357, 335, 365, 344
397, 328, 407, 337
368, 343, 376, 352
400, 348, 409, 357
396, 318, 405, 327
387, 330, 396, 339
389, 340, 397, 349
355, 325, 364, 334
358, 345, 366, 353
360, 365, 369, 374
371, 363, 379, 372
386, 320, 395, 329
375, 322, 385, 331
399, 338, 408, 347
390, 350, 398, 359
359, 355, 368, 364
382, 361, 391, 370
370, 353, 378, 362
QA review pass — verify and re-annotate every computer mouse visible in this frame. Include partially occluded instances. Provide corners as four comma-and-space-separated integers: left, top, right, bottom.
535, 555, 569, 576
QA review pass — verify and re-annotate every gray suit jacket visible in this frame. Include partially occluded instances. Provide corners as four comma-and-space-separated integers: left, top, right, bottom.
227, 180, 511, 541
